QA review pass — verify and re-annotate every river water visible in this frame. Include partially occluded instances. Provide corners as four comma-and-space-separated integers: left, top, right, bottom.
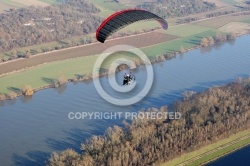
0, 35, 249, 166
206, 144, 250, 166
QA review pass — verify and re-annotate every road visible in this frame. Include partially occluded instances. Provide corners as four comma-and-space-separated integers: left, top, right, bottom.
0, 11, 249, 77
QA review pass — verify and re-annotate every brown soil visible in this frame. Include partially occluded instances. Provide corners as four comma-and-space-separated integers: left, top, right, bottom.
0, 31, 177, 76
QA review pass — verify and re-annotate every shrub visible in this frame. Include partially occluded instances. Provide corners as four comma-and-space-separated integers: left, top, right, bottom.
180, 46, 186, 53
57, 75, 67, 86
227, 32, 236, 40
2, 57, 8, 62
200, 37, 209, 47
207, 36, 215, 45
7, 92, 18, 99
22, 84, 33, 96
0, 93, 6, 100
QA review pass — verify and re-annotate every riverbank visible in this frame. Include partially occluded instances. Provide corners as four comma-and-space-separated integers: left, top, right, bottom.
199, 137, 250, 166
1, 34, 250, 166
161, 129, 250, 166
0, 51, 175, 101
0, 12, 249, 100
0, 31, 249, 101
46, 78, 250, 166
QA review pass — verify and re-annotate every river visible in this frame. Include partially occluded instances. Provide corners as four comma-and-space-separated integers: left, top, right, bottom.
0, 35, 249, 166
206, 144, 250, 166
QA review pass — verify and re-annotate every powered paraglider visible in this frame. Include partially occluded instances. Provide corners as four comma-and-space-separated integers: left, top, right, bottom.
96, 9, 168, 43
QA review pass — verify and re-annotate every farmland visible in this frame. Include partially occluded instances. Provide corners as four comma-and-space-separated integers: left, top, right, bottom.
194, 14, 250, 28
0, 27, 216, 94
0, 31, 177, 76
0, 1, 250, 165
143, 30, 216, 57
0, 0, 247, 61
160, 24, 213, 37
0, 34, 94, 60
91, 0, 126, 17
0, 56, 97, 94
221, 0, 238, 5
241, 18, 250, 23
0, 20, 161, 60
0, 0, 54, 13
219, 22, 250, 35
0, 0, 250, 95
1, 11, 249, 94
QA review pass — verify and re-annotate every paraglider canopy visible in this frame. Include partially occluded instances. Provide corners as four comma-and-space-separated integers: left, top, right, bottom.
96, 9, 168, 43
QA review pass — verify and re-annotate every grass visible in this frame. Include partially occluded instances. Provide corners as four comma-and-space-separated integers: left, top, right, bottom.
0, 0, 24, 6
0, 12, 245, 94
0, 52, 140, 94
221, 0, 237, 5
161, 129, 250, 166
38, 0, 60, 4
0, 21, 162, 60
0, 0, 25, 8
0, 56, 97, 94
195, 15, 250, 28
118, 20, 161, 33
0, 29, 215, 94
187, 137, 250, 166
142, 30, 216, 57
0, 3, 13, 12
160, 24, 213, 37
91, 0, 126, 18
241, 19, 250, 24
0, 25, 173, 60
0, 0, 56, 13
90, 0, 168, 31
0, 34, 94, 59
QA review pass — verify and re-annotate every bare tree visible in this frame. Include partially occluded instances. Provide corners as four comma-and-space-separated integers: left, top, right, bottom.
200, 37, 209, 47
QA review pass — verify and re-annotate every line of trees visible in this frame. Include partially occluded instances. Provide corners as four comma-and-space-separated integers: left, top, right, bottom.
0, 27, 160, 63
200, 32, 236, 47
0, 0, 102, 52
0, 0, 218, 53
47, 78, 250, 166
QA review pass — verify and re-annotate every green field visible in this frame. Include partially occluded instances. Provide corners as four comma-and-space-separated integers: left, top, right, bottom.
119, 20, 160, 32
188, 138, 250, 166
0, 0, 25, 11
161, 129, 250, 166
0, 23, 210, 60
90, 0, 165, 32
195, 14, 250, 28
0, 52, 140, 94
39, 0, 60, 4
91, 0, 126, 17
0, 27, 215, 95
160, 24, 213, 37
142, 29, 216, 57
221, 0, 237, 5
0, 0, 56, 13
241, 19, 250, 24
0, 11, 246, 95
0, 21, 164, 60
0, 56, 97, 94
0, 34, 94, 60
